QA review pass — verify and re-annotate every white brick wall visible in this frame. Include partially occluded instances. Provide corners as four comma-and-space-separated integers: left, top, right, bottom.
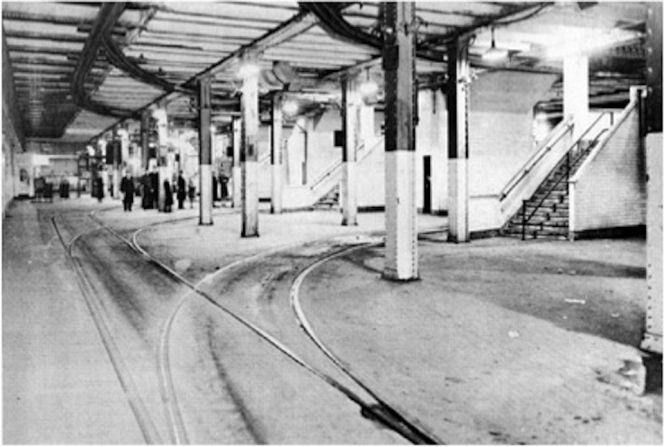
571, 105, 646, 231
469, 71, 559, 197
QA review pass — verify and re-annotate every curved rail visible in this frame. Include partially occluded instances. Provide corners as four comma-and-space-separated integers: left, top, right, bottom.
93, 213, 444, 444
51, 217, 164, 444
290, 243, 444, 445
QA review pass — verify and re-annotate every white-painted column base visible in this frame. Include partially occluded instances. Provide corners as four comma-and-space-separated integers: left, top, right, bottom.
271, 163, 282, 214
642, 132, 662, 354
199, 164, 213, 225
242, 160, 259, 237
232, 166, 242, 208
341, 161, 358, 226
383, 151, 418, 280
158, 166, 168, 211
448, 158, 469, 242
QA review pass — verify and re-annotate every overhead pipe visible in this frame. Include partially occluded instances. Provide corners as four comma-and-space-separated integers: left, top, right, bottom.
298, 2, 445, 62
71, 2, 136, 119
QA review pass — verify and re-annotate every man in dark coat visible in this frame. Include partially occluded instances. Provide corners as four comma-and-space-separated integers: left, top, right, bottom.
212, 174, 219, 203
164, 179, 174, 213
150, 171, 159, 209
141, 170, 152, 209
94, 177, 104, 203
177, 171, 186, 210
120, 173, 135, 212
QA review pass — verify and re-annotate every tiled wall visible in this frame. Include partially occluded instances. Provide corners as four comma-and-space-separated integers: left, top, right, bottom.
571, 104, 646, 232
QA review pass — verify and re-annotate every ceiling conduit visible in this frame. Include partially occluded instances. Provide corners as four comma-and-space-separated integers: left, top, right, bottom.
298, 2, 446, 62
101, 35, 186, 94
71, 2, 136, 118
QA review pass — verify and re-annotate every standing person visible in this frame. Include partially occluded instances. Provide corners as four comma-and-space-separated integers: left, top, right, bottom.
141, 170, 151, 209
94, 176, 104, 203
187, 178, 196, 209
212, 174, 219, 204
120, 173, 135, 212
220, 173, 229, 200
163, 180, 174, 213
150, 170, 159, 209
177, 171, 186, 210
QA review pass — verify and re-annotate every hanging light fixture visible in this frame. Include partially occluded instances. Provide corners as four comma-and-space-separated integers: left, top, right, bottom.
282, 99, 299, 116
359, 67, 379, 98
483, 27, 509, 61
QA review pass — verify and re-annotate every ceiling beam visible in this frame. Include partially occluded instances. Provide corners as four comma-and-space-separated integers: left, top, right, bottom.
90, 8, 321, 141
71, 2, 134, 118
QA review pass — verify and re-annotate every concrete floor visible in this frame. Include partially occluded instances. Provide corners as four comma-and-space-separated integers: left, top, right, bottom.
2, 196, 661, 444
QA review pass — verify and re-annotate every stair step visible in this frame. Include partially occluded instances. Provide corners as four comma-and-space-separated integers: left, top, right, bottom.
508, 222, 569, 230
509, 219, 569, 228
521, 209, 569, 218
503, 229, 568, 240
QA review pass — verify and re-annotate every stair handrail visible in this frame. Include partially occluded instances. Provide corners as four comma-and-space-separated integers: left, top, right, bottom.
500, 116, 574, 201
309, 136, 384, 192
569, 99, 639, 184
519, 111, 612, 239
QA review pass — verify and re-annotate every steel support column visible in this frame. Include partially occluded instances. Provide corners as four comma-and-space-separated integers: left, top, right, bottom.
341, 76, 359, 226
382, 2, 418, 281
271, 93, 283, 214
642, 2, 662, 355
153, 107, 168, 212
241, 64, 260, 237
140, 110, 150, 171
232, 117, 242, 208
447, 37, 471, 243
198, 76, 213, 225
112, 127, 120, 199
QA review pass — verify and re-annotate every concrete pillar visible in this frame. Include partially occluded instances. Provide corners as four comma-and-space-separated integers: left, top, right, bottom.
359, 103, 376, 148
240, 62, 260, 237
341, 77, 359, 226
198, 77, 213, 225
642, 2, 662, 356
231, 117, 242, 208
563, 54, 589, 140
118, 127, 129, 174
382, 1, 418, 281
153, 107, 168, 211
447, 37, 471, 243
643, 132, 663, 355
140, 111, 150, 171
111, 127, 120, 199
271, 93, 283, 214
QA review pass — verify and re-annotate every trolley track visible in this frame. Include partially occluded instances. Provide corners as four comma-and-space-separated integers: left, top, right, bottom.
54, 204, 447, 444
92, 212, 446, 444
291, 243, 443, 444
51, 216, 164, 444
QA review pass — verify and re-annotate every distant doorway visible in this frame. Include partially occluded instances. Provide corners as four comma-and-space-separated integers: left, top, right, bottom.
423, 155, 432, 214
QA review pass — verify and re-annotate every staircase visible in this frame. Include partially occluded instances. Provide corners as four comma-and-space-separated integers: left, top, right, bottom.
314, 184, 339, 209
307, 137, 383, 208
503, 116, 612, 240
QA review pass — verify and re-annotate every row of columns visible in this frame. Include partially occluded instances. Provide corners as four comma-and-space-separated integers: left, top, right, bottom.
127, 3, 592, 283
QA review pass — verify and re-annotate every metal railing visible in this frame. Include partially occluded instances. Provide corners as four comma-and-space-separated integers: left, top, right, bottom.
519, 111, 613, 240
500, 117, 574, 201
308, 136, 384, 193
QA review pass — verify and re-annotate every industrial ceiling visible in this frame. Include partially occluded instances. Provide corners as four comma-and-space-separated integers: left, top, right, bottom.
1, 1, 648, 144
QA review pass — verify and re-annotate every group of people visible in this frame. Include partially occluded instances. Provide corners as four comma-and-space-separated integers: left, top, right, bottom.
119, 170, 196, 213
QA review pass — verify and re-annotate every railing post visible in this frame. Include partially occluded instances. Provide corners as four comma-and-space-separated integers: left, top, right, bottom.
521, 200, 527, 241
